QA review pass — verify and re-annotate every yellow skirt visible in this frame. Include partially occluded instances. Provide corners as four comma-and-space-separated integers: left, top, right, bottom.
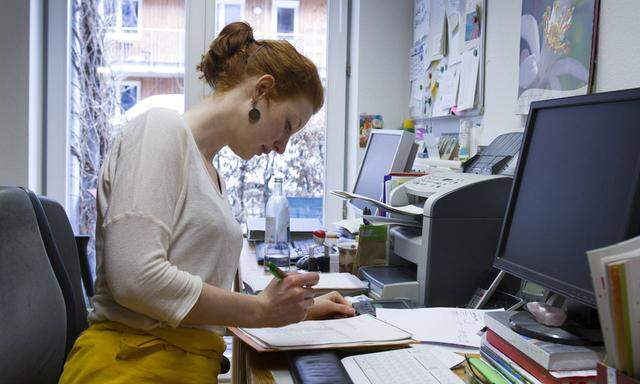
59, 321, 226, 384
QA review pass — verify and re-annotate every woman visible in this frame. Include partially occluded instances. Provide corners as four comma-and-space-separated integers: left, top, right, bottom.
60, 22, 355, 383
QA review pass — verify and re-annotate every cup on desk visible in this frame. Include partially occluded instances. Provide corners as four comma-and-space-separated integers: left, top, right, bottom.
338, 241, 358, 274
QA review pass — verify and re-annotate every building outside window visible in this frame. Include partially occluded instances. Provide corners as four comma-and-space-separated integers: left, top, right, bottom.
101, 0, 142, 34
68, 0, 186, 276
117, 81, 140, 111
214, 0, 327, 222
217, 0, 245, 27
272, 0, 299, 40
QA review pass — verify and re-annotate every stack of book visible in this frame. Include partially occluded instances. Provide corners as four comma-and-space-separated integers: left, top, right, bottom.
587, 236, 640, 380
481, 311, 604, 384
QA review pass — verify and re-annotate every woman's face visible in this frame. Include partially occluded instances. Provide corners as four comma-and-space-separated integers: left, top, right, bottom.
230, 93, 314, 160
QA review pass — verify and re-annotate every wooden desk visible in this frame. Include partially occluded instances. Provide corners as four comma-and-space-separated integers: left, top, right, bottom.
232, 240, 474, 383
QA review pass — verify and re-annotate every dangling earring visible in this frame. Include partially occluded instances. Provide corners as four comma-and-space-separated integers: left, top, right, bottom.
249, 100, 261, 123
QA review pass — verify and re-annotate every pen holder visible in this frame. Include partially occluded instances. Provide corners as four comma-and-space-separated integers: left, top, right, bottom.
597, 362, 640, 384
355, 224, 387, 272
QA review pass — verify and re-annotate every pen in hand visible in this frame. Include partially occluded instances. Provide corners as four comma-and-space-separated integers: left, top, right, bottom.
266, 261, 288, 280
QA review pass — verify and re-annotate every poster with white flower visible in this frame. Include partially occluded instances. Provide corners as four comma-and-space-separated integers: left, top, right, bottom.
517, 0, 599, 115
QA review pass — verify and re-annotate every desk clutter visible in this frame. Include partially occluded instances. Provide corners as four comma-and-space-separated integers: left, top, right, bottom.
587, 235, 640, 383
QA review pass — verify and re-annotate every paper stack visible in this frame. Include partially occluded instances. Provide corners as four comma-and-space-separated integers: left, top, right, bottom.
231, 314, 414, 352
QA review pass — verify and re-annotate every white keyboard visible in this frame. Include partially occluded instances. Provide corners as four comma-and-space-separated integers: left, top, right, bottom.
342, 348, 464, 384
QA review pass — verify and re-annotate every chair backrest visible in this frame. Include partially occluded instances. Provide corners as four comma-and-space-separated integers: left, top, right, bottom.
39, 196, 89, 344
24, 189, 82, 357
0, 187, 67, 383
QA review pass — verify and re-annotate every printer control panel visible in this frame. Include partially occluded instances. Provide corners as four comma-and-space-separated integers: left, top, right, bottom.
404, 173, 484, 198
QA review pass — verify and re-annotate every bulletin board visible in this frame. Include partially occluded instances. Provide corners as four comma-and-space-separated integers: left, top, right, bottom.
409, 0, 487, 121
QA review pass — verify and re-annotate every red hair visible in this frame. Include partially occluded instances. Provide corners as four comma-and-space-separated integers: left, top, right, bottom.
197, 22, 324, 113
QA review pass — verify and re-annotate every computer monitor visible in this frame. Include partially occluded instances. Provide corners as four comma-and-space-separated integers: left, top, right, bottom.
351, 130, 415, 213
494, 88, 640, 309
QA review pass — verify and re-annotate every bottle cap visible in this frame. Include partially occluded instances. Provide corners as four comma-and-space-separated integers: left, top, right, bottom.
274, 177, 283, 183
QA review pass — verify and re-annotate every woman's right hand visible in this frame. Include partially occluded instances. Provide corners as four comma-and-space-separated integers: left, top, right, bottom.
255, 272, 320, 327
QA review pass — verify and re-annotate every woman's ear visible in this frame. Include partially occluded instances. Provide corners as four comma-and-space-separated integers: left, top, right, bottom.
253, 74, 275, 101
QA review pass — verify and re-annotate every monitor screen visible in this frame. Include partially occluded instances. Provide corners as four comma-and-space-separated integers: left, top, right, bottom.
495, 90, 640, 307
352, 132, 404, 212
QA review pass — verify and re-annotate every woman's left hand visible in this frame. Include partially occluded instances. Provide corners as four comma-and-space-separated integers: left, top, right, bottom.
305, 291, 356, 321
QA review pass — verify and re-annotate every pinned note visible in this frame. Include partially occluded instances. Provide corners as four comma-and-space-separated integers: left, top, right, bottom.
458, 49, 480, 111
409, 42, 428, 81
428, 0, 447, 61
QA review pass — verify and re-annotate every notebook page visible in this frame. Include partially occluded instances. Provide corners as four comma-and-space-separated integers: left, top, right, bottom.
241, 314, 411, 348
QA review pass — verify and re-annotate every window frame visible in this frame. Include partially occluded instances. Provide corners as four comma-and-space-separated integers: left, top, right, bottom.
271, 0, 300, 38
216, 0, 245, 29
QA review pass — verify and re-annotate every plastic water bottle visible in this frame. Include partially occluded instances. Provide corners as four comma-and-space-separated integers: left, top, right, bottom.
264, 177, 290, 270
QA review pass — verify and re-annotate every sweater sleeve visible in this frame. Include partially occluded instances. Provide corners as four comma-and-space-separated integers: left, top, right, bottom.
101, 109, 202, 328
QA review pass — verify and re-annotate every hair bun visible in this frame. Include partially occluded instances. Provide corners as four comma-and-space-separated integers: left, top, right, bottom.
197, 22, 255, 88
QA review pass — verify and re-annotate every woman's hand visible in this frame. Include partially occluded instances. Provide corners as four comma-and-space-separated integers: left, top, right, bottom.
255, 272, 319, 327
305, 291, 356, 321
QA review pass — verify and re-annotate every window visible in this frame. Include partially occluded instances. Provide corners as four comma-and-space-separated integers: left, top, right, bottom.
65, 0, 185, 277
216, 0, 244, 28
117, 81, 141, 111
101, 0, 141, 35
272, 0, 299, 39
214, 0, 326, 222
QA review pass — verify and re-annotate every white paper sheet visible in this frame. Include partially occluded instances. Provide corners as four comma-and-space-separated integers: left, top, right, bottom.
433, 64, 461, 114
414, 0, 430, 42
458, 49, 480, 111
409, 344, 465, 368
330, 190, 424, 216
447, 10, 459, 33
428, 0, 447, 61
241, 314, 411, 348
422, 342, 480, 355
410, 42, 428, 81
376, 307, 503, 348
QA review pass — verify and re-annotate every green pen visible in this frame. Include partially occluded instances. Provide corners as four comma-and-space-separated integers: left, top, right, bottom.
266, 262, 288, 280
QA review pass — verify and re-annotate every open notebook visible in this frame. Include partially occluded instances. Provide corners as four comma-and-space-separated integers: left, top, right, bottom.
230, 314, 415, 352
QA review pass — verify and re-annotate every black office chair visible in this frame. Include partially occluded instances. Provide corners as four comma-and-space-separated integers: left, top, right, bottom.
23, 189, 88, 357
0, 187, 67, 383
74, 234, 95, 298
38, 196, 90, 342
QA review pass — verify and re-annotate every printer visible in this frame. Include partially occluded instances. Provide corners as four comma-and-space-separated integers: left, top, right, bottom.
361, 172, 513, 307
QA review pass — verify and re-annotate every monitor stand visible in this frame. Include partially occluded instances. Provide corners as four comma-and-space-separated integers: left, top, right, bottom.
508, 301, 603, 346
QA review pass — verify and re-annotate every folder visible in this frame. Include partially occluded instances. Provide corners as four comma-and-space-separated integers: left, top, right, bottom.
229, 314, 416, 352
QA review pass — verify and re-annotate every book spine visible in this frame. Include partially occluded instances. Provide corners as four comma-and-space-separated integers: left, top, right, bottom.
485, 313, 551, 368
625, 258, 640, 377
608, 263, 630, 374
482, 336, 544, 384
618, 263, 635, 375
587, 250, 620, 369
481, 346, 534, 384
487, 330, 561, 384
